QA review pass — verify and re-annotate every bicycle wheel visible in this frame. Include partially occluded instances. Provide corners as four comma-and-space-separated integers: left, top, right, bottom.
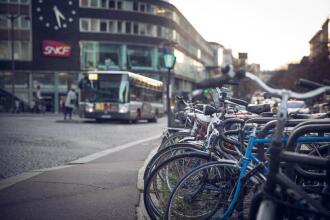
143, 143, 203, 182
165, 161, 265, 220
143, 152, 216, 219
159, 132, 193, 151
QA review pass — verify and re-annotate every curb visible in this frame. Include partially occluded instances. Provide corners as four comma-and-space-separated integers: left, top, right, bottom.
136, 146, 159, 220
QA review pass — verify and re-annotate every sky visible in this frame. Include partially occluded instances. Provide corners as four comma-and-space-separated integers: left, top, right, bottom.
170, 0, 330, 70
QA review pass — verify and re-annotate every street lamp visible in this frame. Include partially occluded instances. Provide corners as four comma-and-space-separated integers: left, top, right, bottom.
5, 13, 30, 112
162, 43, 176, 127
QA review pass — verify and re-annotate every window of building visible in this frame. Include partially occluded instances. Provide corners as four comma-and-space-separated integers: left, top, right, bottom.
80, 0, 89, 7
123, 1, 132, 10
133, 23, 138, 34
139, 23, 146, 35
80, 41, 120, 70
0, 40, 31, 61
0, 15, 8, 28
98, 43, 120, 68
133, 1, 138, 11
117, 21, 122, 33
157, 26, 162, 37
20, 41, 30, 60
20, 16, 30, 29
90, 19, 99, 32
125, 21, 131, 34
109, 20, 115, 32
80, 18, 90, 31
127, 45, 152, 68
140, 3, 145, 12
100, 0, 107, 8
146, 24, 153, 36
100, 20, 107, 32
0, 41, 10, 59
146, 4, 152, 13
90, 0, 99, 8
117, 1, 122, 9
108, 0, 115, 9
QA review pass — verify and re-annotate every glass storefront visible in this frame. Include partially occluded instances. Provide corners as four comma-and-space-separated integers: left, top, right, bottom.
127, 45, 152, 68
0, 71, 79, 113
80, 41, 120, 70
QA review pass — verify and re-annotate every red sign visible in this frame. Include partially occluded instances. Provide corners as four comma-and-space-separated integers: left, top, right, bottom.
42, 40, 71, 57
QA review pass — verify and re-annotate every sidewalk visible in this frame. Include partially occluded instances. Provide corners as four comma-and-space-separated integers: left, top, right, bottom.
0, 137, 160, 220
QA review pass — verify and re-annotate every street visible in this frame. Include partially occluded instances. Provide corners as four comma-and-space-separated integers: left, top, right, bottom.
0, 115, 165, 179
0, 114, 165, 219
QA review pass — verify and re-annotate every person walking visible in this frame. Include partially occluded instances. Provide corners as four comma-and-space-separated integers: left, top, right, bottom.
64, 88, 77, 120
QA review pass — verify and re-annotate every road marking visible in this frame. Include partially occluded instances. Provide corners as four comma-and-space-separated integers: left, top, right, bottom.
69, 135, 160, 164
0, 172, 43, 191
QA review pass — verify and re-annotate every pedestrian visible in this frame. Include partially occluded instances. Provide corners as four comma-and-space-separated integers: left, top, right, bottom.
64, 88, 77, 120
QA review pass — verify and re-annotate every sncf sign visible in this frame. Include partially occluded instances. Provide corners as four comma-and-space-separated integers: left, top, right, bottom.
42, 40, 71, 57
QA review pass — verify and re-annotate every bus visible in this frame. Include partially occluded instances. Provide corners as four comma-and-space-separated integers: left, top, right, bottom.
78, 71, 164, 122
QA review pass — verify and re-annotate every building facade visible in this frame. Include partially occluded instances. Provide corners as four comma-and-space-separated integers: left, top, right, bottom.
0, 0, 220, 112
309, 17, 330, 61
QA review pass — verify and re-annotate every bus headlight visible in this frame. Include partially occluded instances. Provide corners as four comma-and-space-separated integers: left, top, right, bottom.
119, 104, 129, 113
85, 103, 94, 113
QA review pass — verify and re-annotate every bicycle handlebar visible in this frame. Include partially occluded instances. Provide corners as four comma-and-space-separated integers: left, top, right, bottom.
245, 72, 330, 100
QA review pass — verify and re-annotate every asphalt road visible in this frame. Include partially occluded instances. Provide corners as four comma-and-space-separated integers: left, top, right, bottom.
0, 114, 166, 180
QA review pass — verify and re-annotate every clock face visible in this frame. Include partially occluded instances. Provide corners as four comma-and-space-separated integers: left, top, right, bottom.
35, 0, 77, 31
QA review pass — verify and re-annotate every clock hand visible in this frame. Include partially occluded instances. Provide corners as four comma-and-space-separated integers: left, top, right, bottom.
53, 5, 66, 28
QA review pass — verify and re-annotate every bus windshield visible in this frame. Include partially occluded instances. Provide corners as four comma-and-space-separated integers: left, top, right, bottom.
88, 74, 129, 103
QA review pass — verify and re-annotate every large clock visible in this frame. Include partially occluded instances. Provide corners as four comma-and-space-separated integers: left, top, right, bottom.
35, 0, 77, 31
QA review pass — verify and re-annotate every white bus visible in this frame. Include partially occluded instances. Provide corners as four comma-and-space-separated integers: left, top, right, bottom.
78, 71, 163, 122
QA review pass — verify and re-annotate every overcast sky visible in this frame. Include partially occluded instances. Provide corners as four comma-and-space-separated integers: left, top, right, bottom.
170, 0, 330, 70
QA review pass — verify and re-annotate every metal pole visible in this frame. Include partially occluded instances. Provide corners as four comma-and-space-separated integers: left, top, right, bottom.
167, 68, 171, 127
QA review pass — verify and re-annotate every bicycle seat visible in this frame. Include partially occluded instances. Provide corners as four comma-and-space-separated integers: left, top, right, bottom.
247, 104, 271, 114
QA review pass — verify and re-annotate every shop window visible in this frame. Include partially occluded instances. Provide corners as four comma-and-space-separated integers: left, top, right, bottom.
100, 20, 107, 32
125, 21, 131, 34
108, 0, 115, 9
117, 1, 122, 9
117, 21, 122, 33
98, 43, 120, 68
133, 23, 138, 34
32, 73, 54, 89
127, 45, 152, 68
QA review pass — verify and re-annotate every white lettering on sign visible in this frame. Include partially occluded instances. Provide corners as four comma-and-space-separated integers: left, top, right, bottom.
44, 46, 71, 55
42, 40, 72, 57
